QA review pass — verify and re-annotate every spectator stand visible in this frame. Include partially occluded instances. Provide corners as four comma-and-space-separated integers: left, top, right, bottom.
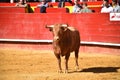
31, 1, 102, 13
0, 1, 102, 13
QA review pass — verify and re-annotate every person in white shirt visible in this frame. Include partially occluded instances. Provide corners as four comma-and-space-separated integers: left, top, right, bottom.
15, 0, 27, 7
101, 0, 113, 13
73, 0, 82, 13
80, 3, 93, 13
111, 0, 120, 13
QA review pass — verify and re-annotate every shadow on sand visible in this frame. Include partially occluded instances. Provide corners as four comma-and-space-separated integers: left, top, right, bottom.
69, 67, 120, 73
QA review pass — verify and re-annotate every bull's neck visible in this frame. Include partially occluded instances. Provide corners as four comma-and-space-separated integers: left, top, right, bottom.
59, 29, 70, 41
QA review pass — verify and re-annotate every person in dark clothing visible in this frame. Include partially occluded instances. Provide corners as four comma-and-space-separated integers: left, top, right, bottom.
58, 0, 65, 8
27, 4, 34, 13
37, 0, 49, 13
118, 0, 120, 6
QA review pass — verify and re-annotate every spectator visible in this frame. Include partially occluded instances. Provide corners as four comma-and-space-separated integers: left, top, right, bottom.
15, 0, 30, 13
58, 0, 65, 8
37, 0, 49, 13
101, 0, 111, 7
27, 4, 34, 13
118, 0, 120, 6
15, 0, 28, 7
37, 0, 49, 8
80, 3, 92, 13
118, 8, 120, 12
101, 0, 113, 13
73, 0, 82, 13
111, 0, 120, 12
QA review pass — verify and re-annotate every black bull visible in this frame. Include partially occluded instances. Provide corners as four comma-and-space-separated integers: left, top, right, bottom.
46, 24, 80, 73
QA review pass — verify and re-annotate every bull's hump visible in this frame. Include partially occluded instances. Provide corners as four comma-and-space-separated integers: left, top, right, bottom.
68, 27, 76, 31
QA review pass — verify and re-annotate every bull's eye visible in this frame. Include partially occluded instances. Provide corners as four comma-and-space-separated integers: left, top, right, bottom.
60, 26, 67, 32
61, 27, 65, 31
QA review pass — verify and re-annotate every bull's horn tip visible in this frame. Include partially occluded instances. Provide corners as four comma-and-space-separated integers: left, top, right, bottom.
46, 25, 54, 28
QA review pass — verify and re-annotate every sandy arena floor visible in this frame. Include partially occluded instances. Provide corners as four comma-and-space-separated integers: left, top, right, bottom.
0, 49, 120, 80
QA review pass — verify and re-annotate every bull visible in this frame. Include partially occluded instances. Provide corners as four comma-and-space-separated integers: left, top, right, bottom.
46, 24, 80, 73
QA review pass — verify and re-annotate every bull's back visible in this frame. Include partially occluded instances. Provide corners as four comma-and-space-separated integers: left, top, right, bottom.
69, 27, 80, 52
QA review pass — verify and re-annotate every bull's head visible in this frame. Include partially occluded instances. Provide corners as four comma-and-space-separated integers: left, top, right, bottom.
46, 24, 68, 41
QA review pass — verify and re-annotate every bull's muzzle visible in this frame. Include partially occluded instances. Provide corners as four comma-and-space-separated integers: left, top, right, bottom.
53, 36, 59, 41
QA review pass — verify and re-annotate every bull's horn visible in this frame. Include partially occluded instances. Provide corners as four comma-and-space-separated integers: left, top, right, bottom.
61, 24, 68, 27
46, 25, 54, 28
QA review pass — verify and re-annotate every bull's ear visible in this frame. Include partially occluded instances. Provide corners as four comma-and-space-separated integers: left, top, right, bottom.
46, 25, 54, 32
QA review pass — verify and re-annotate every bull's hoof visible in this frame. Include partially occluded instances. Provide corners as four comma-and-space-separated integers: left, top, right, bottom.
58, 70, 63, 73
75, 66, 79, 71
64, 70, 68, 73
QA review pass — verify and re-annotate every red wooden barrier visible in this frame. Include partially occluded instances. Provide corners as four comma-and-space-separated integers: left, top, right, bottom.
0, 13, 120, 44
34, 8, 69, 13
0, 7, 26, 13
0, 3, 15, 6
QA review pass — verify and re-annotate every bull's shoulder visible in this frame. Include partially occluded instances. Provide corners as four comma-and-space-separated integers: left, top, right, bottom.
68, 27, 78, 31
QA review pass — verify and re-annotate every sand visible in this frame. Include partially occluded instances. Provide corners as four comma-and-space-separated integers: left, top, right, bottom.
0, 49, 120, 80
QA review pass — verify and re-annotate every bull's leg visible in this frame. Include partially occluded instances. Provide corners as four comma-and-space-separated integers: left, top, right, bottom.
64, 53, 70, 73
55, 54, 62, 73
75, 49, 79, 71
